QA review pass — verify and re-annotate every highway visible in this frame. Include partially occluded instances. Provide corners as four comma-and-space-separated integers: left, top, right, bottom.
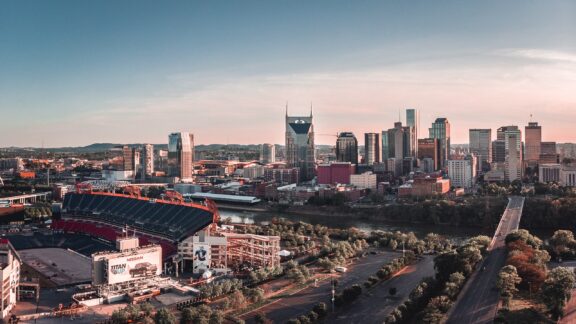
446, 196, 525, 324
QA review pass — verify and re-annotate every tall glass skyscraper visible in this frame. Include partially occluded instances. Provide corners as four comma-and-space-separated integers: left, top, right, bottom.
429, 118, 451, 168
406, 108, 419, 159
168, 132, 194, 181
336, 132, 358, 165
285, 108, 315, 181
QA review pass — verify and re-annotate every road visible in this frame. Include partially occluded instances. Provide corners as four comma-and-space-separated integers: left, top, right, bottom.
241, 251, 402, 323
328, 256, 435, 324
446, 196, 524, 324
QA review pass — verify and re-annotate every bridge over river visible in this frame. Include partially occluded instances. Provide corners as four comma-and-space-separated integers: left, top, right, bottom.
446, 196, 525, 324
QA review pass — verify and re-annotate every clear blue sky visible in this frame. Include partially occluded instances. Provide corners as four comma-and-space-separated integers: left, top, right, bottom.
1, 0, 575, 147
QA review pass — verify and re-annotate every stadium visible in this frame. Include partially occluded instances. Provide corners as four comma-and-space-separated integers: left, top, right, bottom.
55, 184, 218, 260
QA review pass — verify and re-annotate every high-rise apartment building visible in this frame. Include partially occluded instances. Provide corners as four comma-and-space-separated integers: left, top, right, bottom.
168, 132, 195, 180
406, 109, 419, 159
525, 122, 542, 167
364, 133, 381, 165
260, 143, 276, 164
122, 145, 134, 171
285, 109, 315, 181
141, 144, 154, 180
418, 138, 440, 172
429, 118, 451, 168
469, 129, 492, 172
336, 132, 358, 165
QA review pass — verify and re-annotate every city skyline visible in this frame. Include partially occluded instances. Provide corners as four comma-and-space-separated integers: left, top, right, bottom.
2, 0, 576, 147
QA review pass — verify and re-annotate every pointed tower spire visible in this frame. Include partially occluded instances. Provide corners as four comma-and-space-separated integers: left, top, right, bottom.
310, 102, 313, 117
285, 101, 288, 117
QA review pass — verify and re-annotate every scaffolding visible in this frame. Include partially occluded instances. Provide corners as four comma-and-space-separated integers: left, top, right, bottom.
221, 233, 281, 269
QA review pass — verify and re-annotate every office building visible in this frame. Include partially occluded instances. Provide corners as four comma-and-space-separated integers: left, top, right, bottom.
385, 122, 413, 176
0, 158, 23, 171
525, 122, 542, 167
260, 144, 276, 164
168, 132, 195, 180
497, 126, 523, 181
469, 129, 492, 172
492, 140, 506, 163
539, 142, 558, 164
336, 132, 359, 165
429, 118, 451, 168
285, 108, 315, 181
418, 138, 440, 172
448, 155, 477, 189
350, 171, 378, 190
364, 133, 381, 165
381, 131, 389, 161
264, 167, 300, 185
539, 164, 561, 183
406, 109, 419, 159
561, 167, 576, 186
317, 162, 355, 185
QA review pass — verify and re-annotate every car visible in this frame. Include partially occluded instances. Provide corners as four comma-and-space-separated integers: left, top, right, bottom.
335, 266, 348, 273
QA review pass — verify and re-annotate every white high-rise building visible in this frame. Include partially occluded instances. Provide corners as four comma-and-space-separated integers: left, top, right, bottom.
447, 155, 476, 189
260, 144, 276, 164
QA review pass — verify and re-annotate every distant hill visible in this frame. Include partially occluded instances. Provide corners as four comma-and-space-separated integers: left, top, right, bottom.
1, 143, 333, 153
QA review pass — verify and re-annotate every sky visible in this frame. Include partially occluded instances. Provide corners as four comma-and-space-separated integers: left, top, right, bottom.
1, 0, 575, 147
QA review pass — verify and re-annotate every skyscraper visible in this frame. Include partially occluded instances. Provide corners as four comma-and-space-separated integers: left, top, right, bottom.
406, 108, 419, 159
418, 138, 440, 172
364, 133, 381, 165
497, 126, 523, 181
429, 118, 451, 168
336, 132, 358, 165
381, 131, 389, 162
122, 145, 134, 171
141, 144, 154, 180
525, 122, 542, 167
285, 107, 315, 181
260, 143, 276, 164
469, 129, 492, 172
386, 122, 412, 176
168, 132, 195, 180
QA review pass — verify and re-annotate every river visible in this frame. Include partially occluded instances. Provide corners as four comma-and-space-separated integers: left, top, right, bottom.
220, 209, 490, 242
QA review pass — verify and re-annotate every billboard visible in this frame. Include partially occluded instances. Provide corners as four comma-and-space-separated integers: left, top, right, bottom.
193, 243, 211, 273
105, 247, 162, 285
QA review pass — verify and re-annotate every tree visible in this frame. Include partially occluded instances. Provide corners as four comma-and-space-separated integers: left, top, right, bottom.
154, 308, 176, 324
254, 312, 272, 324
496, 265, 522, 309
443, 272, 466, 299
312, 302, 328, 317
111, 309, 129, 324
229, 290, 246, 309
140, 303, 154, 317
541, 267, 576, 320
505, 229, 542, 249
550, 230, 576, 259
209, 310, 224, 324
